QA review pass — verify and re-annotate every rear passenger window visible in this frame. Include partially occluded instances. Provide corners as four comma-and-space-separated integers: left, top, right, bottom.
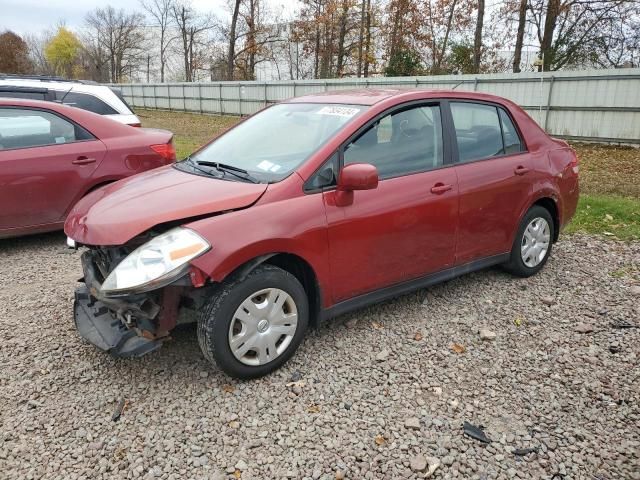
0, 108, 93, 150
499, 109, 523, 154
451, 102, 504, 163
56, 91, 118, 115
344, 105, 443, 179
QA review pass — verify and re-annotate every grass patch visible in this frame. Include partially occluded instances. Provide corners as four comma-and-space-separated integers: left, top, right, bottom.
135, 108, 639, 240
565, 194, 640, 240
137, 108, 239, 159
572, 143, 640, 198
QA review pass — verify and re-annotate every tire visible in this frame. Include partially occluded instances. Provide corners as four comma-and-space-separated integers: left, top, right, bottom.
197, 264, 309, 379
503, 205, 555, 278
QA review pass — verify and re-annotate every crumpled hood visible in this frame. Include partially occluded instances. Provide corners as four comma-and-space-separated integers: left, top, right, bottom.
65, 165, 267, 245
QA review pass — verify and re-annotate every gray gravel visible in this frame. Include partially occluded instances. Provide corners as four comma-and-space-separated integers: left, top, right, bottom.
1, 232, 639, 480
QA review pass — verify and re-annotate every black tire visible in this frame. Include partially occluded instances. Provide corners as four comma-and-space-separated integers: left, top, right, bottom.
197, 264, 308, 379
503, 205, 555, 277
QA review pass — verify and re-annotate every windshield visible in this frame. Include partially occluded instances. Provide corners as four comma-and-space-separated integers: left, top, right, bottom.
189, 103, 366, 182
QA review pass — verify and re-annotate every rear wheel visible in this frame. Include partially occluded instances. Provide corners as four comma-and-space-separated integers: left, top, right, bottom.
197, 264, 308, 379
504, 205, 554, 277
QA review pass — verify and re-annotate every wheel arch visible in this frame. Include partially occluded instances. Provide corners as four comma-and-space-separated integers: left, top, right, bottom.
532, 197, 560, 242
223, 252, 323, 328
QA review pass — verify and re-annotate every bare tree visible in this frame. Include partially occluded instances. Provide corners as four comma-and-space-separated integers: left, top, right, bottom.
85, 6, 146, 82
473, 0, 485, 73
172, 1, 213, 82
512, 0, 527, 72
141, 0, 176, 82
227, 0, 242, 79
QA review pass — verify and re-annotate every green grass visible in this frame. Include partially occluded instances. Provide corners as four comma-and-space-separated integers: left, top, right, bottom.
565, 194, 640, 240
137, 108, 239, 159
137, 108, 640, 241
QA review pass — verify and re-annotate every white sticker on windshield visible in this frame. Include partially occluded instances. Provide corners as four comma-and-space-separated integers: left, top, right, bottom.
316, 106, 360, 118
256, 160, 274, 171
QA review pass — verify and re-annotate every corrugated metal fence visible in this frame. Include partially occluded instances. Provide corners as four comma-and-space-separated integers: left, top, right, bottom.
114, 68, 640, 144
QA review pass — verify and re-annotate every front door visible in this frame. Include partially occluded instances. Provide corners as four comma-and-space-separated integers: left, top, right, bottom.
323, 103, 459, 303
0, 107, 106, 230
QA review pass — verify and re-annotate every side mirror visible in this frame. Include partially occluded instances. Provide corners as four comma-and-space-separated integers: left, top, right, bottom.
337, 163, 379, 191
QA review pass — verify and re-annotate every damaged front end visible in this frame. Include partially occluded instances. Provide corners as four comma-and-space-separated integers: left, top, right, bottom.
73, 228, 212, 358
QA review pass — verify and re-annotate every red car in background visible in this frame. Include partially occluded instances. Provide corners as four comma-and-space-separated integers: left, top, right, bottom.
0, 98, 175, 238
66, 89, 579, 379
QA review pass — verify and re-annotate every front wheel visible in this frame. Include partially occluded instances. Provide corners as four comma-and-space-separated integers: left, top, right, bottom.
197, 264, 308, 379
503, 205, 554, 277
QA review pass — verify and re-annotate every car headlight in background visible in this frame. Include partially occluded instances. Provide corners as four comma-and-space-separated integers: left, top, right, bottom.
101, 227, 210, 295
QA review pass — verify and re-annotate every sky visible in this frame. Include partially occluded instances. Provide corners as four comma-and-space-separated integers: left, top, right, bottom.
0, 0, 294, 36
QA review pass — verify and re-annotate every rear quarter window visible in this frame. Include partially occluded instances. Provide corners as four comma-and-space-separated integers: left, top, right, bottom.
56, 91, 119, 115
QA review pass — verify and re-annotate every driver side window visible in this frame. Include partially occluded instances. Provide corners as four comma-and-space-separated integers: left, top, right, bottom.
343, 105, 443, 179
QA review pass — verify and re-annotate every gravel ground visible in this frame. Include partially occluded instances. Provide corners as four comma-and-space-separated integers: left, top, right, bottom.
0, 233, 638, 480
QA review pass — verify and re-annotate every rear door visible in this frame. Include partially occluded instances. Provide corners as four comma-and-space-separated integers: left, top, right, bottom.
448, 101, 532, 264
322, 102, 459, 302
0, 107, 106, 230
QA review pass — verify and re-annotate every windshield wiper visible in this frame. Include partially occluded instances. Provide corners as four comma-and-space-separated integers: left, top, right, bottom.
181, 156, 223, 178
195, 160, 260, 184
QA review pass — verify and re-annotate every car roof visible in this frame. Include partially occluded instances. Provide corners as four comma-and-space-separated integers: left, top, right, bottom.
0, 97, 72, 110
286, 88, 512, 106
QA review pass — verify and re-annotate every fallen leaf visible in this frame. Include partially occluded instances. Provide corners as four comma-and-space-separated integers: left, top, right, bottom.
222, 384, 235, 393
513, 316, 523, 327
371, 321, 384, 330
234, 470, 241, 478
604, 231, 615, 236
285, 380, 306, 388
374, 434, 386, 445
605, 214, 613, 221
307, 403, 321, 413
451, 343, 466, 354
414, 332, 423, 341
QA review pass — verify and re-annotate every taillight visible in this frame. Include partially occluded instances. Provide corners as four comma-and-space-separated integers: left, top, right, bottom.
150, 142, 176, 162
129, 122, 142, 127
569, 149, 579, 173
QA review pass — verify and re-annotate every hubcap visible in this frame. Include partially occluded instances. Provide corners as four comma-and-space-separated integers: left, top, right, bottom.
228, 288, 298, 366
521, 217, 551, 268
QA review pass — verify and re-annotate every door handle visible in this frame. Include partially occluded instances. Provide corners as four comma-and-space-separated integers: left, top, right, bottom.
72, 156, 96, 165
514, 166, 530, 176
431, 183, 453, 194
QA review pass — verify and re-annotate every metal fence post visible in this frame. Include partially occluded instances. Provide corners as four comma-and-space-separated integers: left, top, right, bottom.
220, 84, 224, 115
182, 84, 186, 112
198, 83, 203, 114
474, 77, 479, 91
264, 82, 268, 107
153, 84, 157, 109
544, 76, 555, 132
238, 83, 242, 115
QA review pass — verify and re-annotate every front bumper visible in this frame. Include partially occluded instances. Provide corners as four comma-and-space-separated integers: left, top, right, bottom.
74, 286, 162, 357
73, 250, 163, 357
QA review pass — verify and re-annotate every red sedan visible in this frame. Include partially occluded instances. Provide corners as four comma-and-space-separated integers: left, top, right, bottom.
66, 89, 579, 379
0, 98, 175, 238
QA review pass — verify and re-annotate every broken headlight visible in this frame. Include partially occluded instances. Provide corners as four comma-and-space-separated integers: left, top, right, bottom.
101, 227, 210, 295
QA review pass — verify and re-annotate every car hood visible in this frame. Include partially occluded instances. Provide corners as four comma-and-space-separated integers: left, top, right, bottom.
65, 165, 268, 245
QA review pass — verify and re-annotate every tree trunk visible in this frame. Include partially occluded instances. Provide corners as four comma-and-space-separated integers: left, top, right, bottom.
434, 0, 458, 72
335, 0, 349, 77
357, 0, 366, 77
363, 0, 371, 77
540, 0, 561, 71
513, 0, 527, 73
473, 0, 484, 73
227, 0, 241, 80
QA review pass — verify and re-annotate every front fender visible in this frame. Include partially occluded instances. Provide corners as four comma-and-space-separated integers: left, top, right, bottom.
187, 193, 331, 305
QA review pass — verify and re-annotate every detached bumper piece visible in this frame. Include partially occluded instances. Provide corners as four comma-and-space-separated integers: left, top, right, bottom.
74, 285, 162, 358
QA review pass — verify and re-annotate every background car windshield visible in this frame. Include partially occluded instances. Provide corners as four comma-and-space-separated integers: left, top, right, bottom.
191, 103, 365, 181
